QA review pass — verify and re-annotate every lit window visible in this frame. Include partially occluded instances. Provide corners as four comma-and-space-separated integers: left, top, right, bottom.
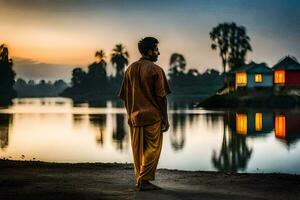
255, 74, 263, 83
236, 113, 247, 135
275, 115, 286, 138
274, 70, 285, 84
255, 113, 263, 131
236, 72, 247, 86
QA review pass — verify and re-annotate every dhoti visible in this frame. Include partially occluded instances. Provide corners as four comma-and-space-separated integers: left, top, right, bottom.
130, 120, 163, 185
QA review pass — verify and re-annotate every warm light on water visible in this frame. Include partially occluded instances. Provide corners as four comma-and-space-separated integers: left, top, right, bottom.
0, 98, 300, 174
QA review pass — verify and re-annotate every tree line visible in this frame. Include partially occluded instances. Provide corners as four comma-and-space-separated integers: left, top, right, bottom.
14, 79, 68, 97
0, 22, 253, 103
61, 43, 130, 98
168, 53, 223, 95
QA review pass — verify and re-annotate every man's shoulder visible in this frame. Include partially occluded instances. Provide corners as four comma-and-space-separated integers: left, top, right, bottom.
151, 64, 165, 75
152, 63, 164, 71
125, 61, 138, 74
125, 59, 165, 75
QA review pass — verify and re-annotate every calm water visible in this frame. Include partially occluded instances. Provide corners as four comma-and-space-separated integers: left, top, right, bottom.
0, 97, 300, 174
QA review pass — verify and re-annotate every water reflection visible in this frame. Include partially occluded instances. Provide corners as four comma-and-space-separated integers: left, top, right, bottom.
235, 111, 273, 136
212, 112, 252, 172
112, 114, 128, 151
274, 112, 300, 148
0, 114, 11, 149
170, 114, 186, 151
0, 98, 300, 174
211, 110, 300, 172
88, 114, 106, 146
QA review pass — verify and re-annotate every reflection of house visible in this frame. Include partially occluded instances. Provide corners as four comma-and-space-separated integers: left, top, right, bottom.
273, 56, 300, 94
229, 63, 273, 90
274, 113, 300, 146
235, 112, 273, 136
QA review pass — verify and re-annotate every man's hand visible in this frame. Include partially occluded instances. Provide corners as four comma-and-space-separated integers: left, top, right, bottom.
161, 120, 170, 132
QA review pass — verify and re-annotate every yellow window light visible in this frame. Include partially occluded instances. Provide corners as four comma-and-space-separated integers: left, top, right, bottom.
275, 115, 286, 138
236, 72, 247, 86
255, 74, 263, 83
236, 113, 247, 135
255, 113, 263, 131
274, 70, 285, 84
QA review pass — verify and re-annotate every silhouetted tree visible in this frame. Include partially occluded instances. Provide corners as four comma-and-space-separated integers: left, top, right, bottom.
210, 22, 252, 73
167, 53, 223, 94
169, 53, 186, 76
168, 53, 187, 87
15, 78, 27, 88
71, 68, 87, 91
111, 44, 129, 79
95, 49, 106, 62
28, 80, 35, 86
87, 50, 108, 92
187, 68, 200, 76
0, 44, 16, 103
53, 79, 68, 91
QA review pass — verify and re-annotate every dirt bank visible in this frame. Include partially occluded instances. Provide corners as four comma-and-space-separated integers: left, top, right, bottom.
0, 160, 299, 200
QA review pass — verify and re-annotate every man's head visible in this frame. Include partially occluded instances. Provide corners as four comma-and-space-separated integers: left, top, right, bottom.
138, 37, 160, 62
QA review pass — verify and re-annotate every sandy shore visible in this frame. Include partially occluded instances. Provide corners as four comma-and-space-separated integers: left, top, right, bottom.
0, 159, 299, 200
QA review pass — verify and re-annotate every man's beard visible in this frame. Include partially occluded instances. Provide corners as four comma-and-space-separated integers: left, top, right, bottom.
149, 55, 158, 62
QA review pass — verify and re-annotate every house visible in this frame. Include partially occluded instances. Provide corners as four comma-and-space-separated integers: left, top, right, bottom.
273, 56, 300, 92
229, 62, 273, 90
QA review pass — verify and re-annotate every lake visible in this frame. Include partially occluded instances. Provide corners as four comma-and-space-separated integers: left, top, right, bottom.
0, 97, 300, 174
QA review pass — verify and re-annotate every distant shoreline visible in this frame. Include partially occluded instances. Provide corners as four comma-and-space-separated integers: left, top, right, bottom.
198, 92, 300, 109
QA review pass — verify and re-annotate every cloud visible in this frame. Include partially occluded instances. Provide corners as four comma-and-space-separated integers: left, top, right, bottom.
12, 57, 76, 81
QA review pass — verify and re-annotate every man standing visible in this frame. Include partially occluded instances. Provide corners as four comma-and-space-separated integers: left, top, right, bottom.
119, 37, 171, 191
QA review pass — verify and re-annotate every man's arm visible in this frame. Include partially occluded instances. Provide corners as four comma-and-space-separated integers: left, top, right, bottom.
155, 96, 169, 132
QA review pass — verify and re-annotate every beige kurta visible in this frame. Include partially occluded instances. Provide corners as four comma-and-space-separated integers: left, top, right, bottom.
119, 58, 170, 126
119, 57, 170, 184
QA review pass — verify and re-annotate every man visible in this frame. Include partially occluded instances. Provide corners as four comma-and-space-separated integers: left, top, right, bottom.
118, 37, 171, 191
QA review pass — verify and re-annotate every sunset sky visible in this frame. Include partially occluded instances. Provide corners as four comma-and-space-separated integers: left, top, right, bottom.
0, 0, 299, 81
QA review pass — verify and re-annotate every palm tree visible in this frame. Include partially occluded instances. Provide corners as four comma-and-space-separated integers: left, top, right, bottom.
95, 49, 107, 66
87, 50, 108, 91
110, 44, 129, 78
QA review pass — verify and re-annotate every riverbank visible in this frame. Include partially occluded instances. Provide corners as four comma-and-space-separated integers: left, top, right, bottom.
1, 159, 299, 200
198, 92, 300, 108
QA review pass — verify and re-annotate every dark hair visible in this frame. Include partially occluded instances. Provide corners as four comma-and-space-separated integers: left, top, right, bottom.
138, 37, 159, 56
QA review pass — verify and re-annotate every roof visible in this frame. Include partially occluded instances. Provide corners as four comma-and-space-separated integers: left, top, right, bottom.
229, 62, 272, 74
273, 56, 300, 70
247, 64, 273, 74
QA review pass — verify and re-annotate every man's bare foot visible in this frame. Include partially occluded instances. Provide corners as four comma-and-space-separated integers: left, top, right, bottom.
139, 180, 162, 191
